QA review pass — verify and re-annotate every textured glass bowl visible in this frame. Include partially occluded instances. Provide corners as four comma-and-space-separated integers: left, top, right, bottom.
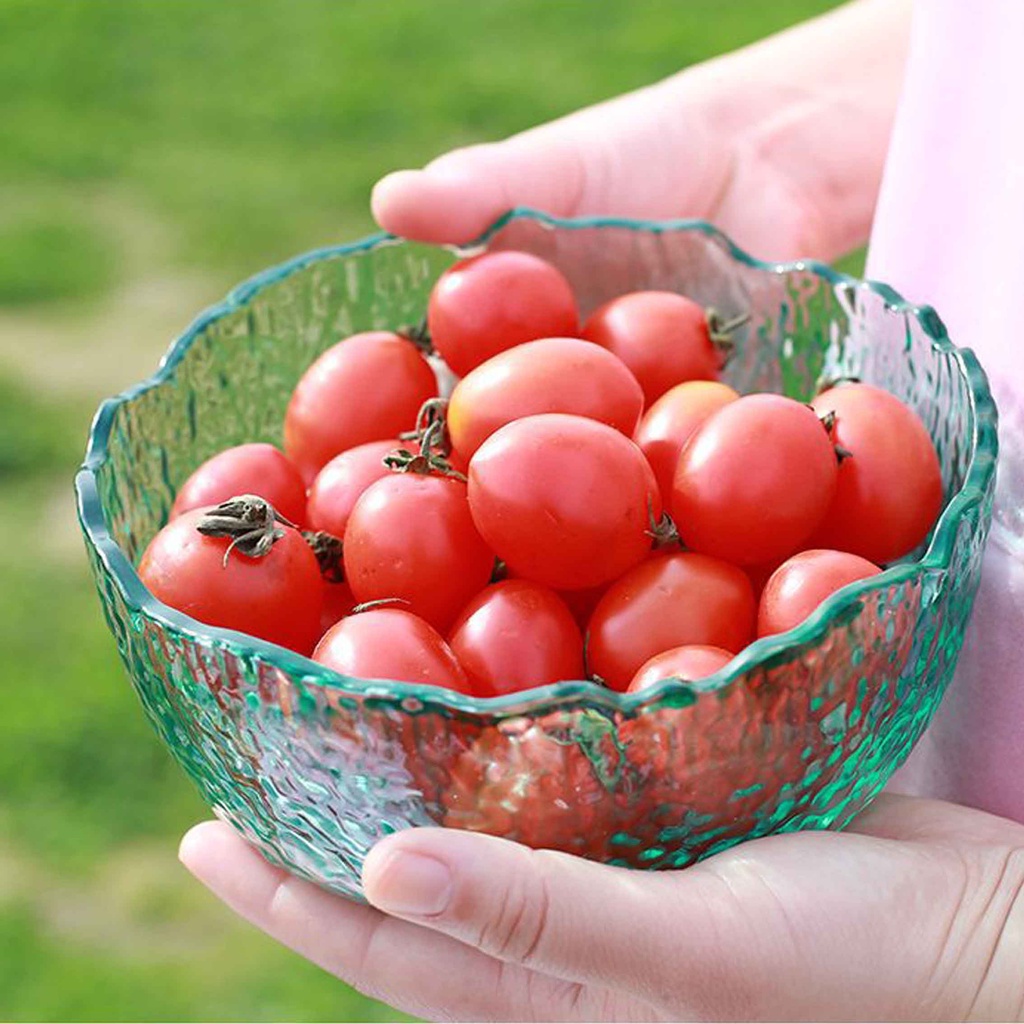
76, 210, 997, 901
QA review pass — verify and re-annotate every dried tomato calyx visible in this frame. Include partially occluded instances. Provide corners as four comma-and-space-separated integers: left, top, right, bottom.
196, 494, 294, 565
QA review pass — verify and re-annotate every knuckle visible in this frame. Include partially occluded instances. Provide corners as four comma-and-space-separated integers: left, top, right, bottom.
475, 851, 554, 966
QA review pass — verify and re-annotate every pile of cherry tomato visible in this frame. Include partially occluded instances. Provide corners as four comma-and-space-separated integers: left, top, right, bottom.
140, 250, 944, 697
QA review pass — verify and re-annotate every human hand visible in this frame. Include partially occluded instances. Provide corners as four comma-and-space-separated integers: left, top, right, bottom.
180, 794, 1024, 1021
372, 0, 911, 263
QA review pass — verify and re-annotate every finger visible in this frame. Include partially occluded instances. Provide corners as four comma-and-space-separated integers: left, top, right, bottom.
849, 792, 1024, 846
371, 77, 728, 245
178, 821, 623, 1022
362, 826, 728, 1004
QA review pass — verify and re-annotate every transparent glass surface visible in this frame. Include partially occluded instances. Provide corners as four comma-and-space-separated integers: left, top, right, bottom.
76, 210, 998, 901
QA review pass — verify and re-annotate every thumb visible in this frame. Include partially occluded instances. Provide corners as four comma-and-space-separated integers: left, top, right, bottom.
371, 76, 727, 245
362, 826, 757, 1017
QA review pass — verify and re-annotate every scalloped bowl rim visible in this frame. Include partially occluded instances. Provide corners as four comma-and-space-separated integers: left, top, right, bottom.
75, 208, 999, 718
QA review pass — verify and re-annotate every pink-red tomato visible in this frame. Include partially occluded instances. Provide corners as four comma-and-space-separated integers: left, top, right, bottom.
448, 580, 584, 697
757, 548, 882, 638
447, 337, 644, 460
810, 383, 943, 563
306, 439, 398, 538
427, 251, 578, 378
343, 473, 494, 632
319, 580, 356, 639
635, 380, 740, 504
628, 644, 735, 692
171, 443, 307, 526
581, 291, 729, 404
314, 608, 470, 692
672, 394, 838, 566
586, 552, 755, 691
139, 507, 322, 655
284, 332, 437, 484
468, 414, 660, 590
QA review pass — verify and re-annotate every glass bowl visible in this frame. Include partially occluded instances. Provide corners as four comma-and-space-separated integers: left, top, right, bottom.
76, 210, 998, 901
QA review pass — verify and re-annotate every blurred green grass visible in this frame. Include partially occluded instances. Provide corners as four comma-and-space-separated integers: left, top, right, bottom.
0, 1, 846, 1020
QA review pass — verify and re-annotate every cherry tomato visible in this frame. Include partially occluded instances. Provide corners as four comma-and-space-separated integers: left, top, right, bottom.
139, 502, 322, 655
319, 580, 356, 638
447, 337, 644, 460
314, 608, 470, 692
427, 251, 578, 378
171, 443, 307, 526
672, 394, 838, 566
442, 716, 626, 857
628, 644, 735, 692
343, 472, 494, 632
581, 291, 736, 404
635, 380, 740, 504
467, 414, 660, 590
757, 548, 881, 638
306, 439, 398, 538
448, 580, 584, 696
285, 331, 437, 484
586, 552, 755, 691
810, 383, 943, 563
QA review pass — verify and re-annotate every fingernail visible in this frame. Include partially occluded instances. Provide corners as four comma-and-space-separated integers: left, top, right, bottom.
367, 850, 453, 917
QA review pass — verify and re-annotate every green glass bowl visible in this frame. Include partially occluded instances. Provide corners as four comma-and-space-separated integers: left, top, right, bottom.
75, 210, 997, 900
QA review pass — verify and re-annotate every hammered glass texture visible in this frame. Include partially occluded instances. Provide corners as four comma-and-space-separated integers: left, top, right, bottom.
77, 214, 997, 901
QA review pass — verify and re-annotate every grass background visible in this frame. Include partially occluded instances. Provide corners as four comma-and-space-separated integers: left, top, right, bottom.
0, 1, 850, 1019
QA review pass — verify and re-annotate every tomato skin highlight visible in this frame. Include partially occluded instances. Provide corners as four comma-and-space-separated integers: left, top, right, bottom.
582, 291, 722, 404
343, 473, 495, 633
447, 337, 644, 460
635, 380, 739, 504
427, 251, 578, 378
171, 443, 307, 526
628, 644, 734, 692
467, 413, 661, 591
139, 508, 323, 655
314, 608, 470, 692
284, 332, 437, 484
672, 393, 838, 566
757, 548, 882, 638
586, 551, 755, 691
448, 580, 584, 697
306, 439, 398, 538
810, 383, 943, 563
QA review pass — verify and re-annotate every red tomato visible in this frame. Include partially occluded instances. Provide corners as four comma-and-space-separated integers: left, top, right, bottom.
171, 443, 307, 526
314, 608, 470, 692
628, 645, 735, 692
319, 580, 356, 638
343, 473, 494, 632
467, 414, 660, 590
757, 548, 882, 638
635, 381, 739, 505
427, 251, 578, 378
672, 394, 838, 566
810, 383, 943, 563
447, 337, 644, 460
582, 291, 739, 404
441, 716, 627, 857
306, 439, 398, 538
285, 332, 437, 484
586, 552, 755, 691
139, 503, 322, 655
448, 580, 584, 696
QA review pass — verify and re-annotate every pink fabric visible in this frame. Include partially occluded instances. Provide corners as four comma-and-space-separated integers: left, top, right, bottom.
867, 0, 1024, 821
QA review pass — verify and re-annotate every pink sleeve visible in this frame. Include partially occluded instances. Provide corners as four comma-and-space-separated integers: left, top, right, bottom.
866, 0, 1024, 821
